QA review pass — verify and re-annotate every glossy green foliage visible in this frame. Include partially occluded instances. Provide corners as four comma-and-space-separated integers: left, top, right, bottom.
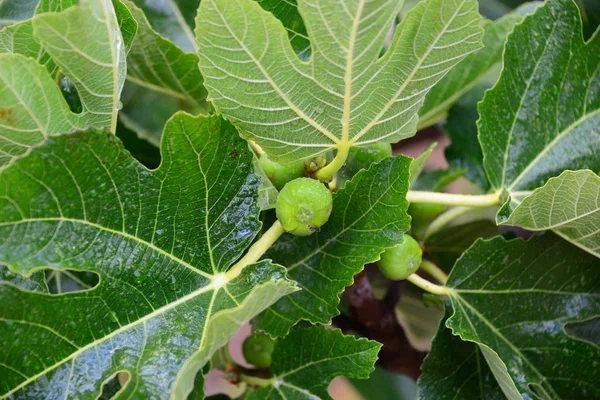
479, 0, 600, 213
418, 310, 506, 399
336, 143, 392, 189
276, 177, 333, 236
256, 156, 412, 336
0, 114, 296, 398
446, 234, 600, 399
378, 234, 423, 280
245, 326, 380, 399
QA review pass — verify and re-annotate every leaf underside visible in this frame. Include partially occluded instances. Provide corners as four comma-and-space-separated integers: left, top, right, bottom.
196, 0, 483, 163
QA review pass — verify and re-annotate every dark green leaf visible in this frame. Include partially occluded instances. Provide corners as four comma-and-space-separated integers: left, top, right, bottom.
446, 234, 600, 399
425, 220, 499, 269
443, 85, 491, 191
255, 156, 412, 336
478, 0, 600, 213
0, 114, 296, 398
417, 309, 506, 400
256, 0, 310, 60
245, 326, 380, 399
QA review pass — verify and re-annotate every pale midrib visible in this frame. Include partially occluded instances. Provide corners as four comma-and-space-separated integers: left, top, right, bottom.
0, 217, 214, 280
2, 281, 222, 397
500, 21, 559, 190
99, 0, 121, 134
513, 205, 600, 231
209, 2, 339, 145
351, 0, 473, 144
340, 0, 367, 146
507, 108, 600, 191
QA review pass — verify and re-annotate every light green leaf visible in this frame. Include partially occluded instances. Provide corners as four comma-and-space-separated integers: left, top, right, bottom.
0, 114, 297, 399
417, 309, 507, 400
418, 8, 531, 128
446, 234, 600, 399
503, 170, 600, 258
0, 0, 133, 167
196, 0, 483, 163
245, 326, 380, 400
478, 0, 600, 212
255, 156, 412, 336
0, 20, 58, 76
122, 0, 207, 107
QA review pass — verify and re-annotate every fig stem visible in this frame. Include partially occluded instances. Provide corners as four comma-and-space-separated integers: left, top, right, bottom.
407, 191, 500, 207
248, 140, 266, 157
419, 260, 448, 284
406, 273, 450, 296
423, 206, 472, 240
225, 220, 286, 281
238, 374, 274, 387
315, 142, 350, 182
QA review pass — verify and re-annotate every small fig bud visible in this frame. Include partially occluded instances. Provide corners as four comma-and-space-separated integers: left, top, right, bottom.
378, 234, 423, 280
276, 178, 333, 236
242, 333, 275, 368
258, 154, 305, 190
305, 154, 328, 172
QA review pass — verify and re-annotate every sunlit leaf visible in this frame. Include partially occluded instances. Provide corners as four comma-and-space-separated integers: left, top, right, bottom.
196, 0, 483, 163
503, 170, 600, 257
0, 114, 297, 398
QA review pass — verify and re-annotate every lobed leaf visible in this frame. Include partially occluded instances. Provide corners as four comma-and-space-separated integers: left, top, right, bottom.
0, 114, 297, 399
255, 156, 412, 336
0, 0, 133, 167
419, 4, 538, 128
196, 0, 483, 163
245, 326, 380, 399
503, 170, 600, 257
446, 234, 600, 399
478, 0, 600, 212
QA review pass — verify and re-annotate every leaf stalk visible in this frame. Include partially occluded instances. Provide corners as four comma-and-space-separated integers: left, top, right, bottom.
225, 220, 286, 281
315, 143, 350, 182
407, 191, 500, 207
406, 273, 450, 296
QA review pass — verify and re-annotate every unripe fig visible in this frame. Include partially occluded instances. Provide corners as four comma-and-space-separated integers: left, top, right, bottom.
259, 154, 305, 190
276, 178, 333, 236
337, 143, 392, 188
242, 333, 275, 368
378, 234, 423, 280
